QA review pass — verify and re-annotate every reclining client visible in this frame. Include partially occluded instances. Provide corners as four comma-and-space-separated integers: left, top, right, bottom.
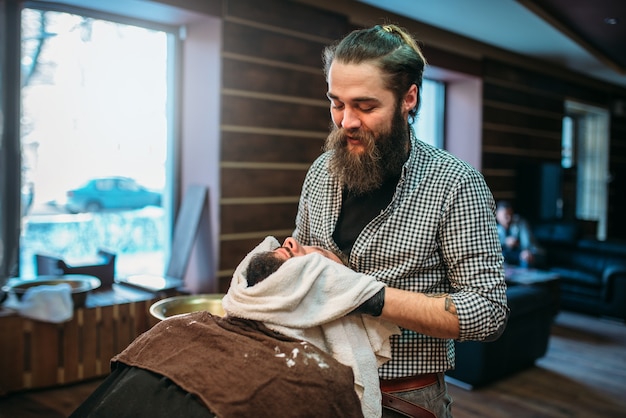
70, 236, 399, 418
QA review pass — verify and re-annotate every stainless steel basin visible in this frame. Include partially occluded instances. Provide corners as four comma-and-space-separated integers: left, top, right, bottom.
149, 294, 225, 320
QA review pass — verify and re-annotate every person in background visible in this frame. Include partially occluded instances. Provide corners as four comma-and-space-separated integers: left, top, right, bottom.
495, 200, 544, 267
293, 23, 509, 417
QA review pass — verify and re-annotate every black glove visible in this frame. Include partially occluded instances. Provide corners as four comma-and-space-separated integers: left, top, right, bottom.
352, 287, 385, 317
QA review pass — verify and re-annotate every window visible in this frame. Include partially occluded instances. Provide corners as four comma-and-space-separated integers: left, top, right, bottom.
563, 101, 610, 240
412, 78, 445, 148
561, 116, 574, 169
18, 6, 177, 278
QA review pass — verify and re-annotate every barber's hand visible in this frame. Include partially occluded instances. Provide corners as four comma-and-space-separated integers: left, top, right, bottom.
352, 287, 385, 316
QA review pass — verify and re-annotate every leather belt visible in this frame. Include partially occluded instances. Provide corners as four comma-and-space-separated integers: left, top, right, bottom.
380, 373, 439, 418
380, 373, 439, 393
382, 393, 436, 418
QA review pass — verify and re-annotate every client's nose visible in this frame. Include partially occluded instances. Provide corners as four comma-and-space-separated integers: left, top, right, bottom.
283, 237, 298, 250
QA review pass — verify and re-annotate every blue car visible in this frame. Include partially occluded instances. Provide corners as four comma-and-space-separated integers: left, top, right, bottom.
64, 177, 162, 213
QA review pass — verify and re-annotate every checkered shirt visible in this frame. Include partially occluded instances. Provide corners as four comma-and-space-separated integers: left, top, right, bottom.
293, 132, 509, 378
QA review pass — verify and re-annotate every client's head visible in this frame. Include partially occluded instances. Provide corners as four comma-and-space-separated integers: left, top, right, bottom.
245, 237, 348, 287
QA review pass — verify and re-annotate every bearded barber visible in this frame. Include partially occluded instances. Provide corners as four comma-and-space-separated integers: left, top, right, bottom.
293, 24, 508, 418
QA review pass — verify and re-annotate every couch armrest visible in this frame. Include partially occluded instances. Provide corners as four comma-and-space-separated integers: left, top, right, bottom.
602, 264, 626, 297
601, 264, 626, 320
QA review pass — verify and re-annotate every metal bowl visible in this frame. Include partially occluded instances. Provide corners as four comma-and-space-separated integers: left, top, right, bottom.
150, 294, 225, 320
2, 275, 101, 308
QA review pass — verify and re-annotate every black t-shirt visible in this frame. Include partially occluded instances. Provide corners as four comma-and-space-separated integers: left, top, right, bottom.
333, 175, 400, 256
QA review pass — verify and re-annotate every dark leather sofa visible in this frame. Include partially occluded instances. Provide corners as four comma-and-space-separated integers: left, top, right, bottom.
446, 284, 555, 388
533, 221, 626, 322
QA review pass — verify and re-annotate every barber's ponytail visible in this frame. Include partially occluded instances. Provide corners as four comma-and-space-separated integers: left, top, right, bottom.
380, 24, 427, 68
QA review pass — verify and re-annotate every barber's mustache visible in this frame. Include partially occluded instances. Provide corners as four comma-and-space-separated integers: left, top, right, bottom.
332, 126, 372, 143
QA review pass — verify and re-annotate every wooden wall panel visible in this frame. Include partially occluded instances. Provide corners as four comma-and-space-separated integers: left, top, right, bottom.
221, 132, 325, 163
483, 83, 563, 112
218, 0, 352, 281
222, 58, 327, 99
223, 21, 330, 68
483, 107, 562, 133
221, 202, 298, 235
221, 168, 307, 198
483, 174, 515, 196
221, 95, 329, 131
483, 61, 567, 94
482, 129, 561, 155
422, 45, 482, 76
225, 0, 347, 40
481, 154, 527, 169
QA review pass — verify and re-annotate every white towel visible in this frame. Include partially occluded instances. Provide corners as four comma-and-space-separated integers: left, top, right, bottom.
222, 236, 400, 418
8, 283, 74, 323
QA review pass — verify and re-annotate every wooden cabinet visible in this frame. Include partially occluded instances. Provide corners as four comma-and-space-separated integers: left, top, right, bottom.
0, 286, 159, 395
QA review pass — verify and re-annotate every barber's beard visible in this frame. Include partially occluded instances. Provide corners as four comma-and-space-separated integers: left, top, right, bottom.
324, 109, 409, 195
